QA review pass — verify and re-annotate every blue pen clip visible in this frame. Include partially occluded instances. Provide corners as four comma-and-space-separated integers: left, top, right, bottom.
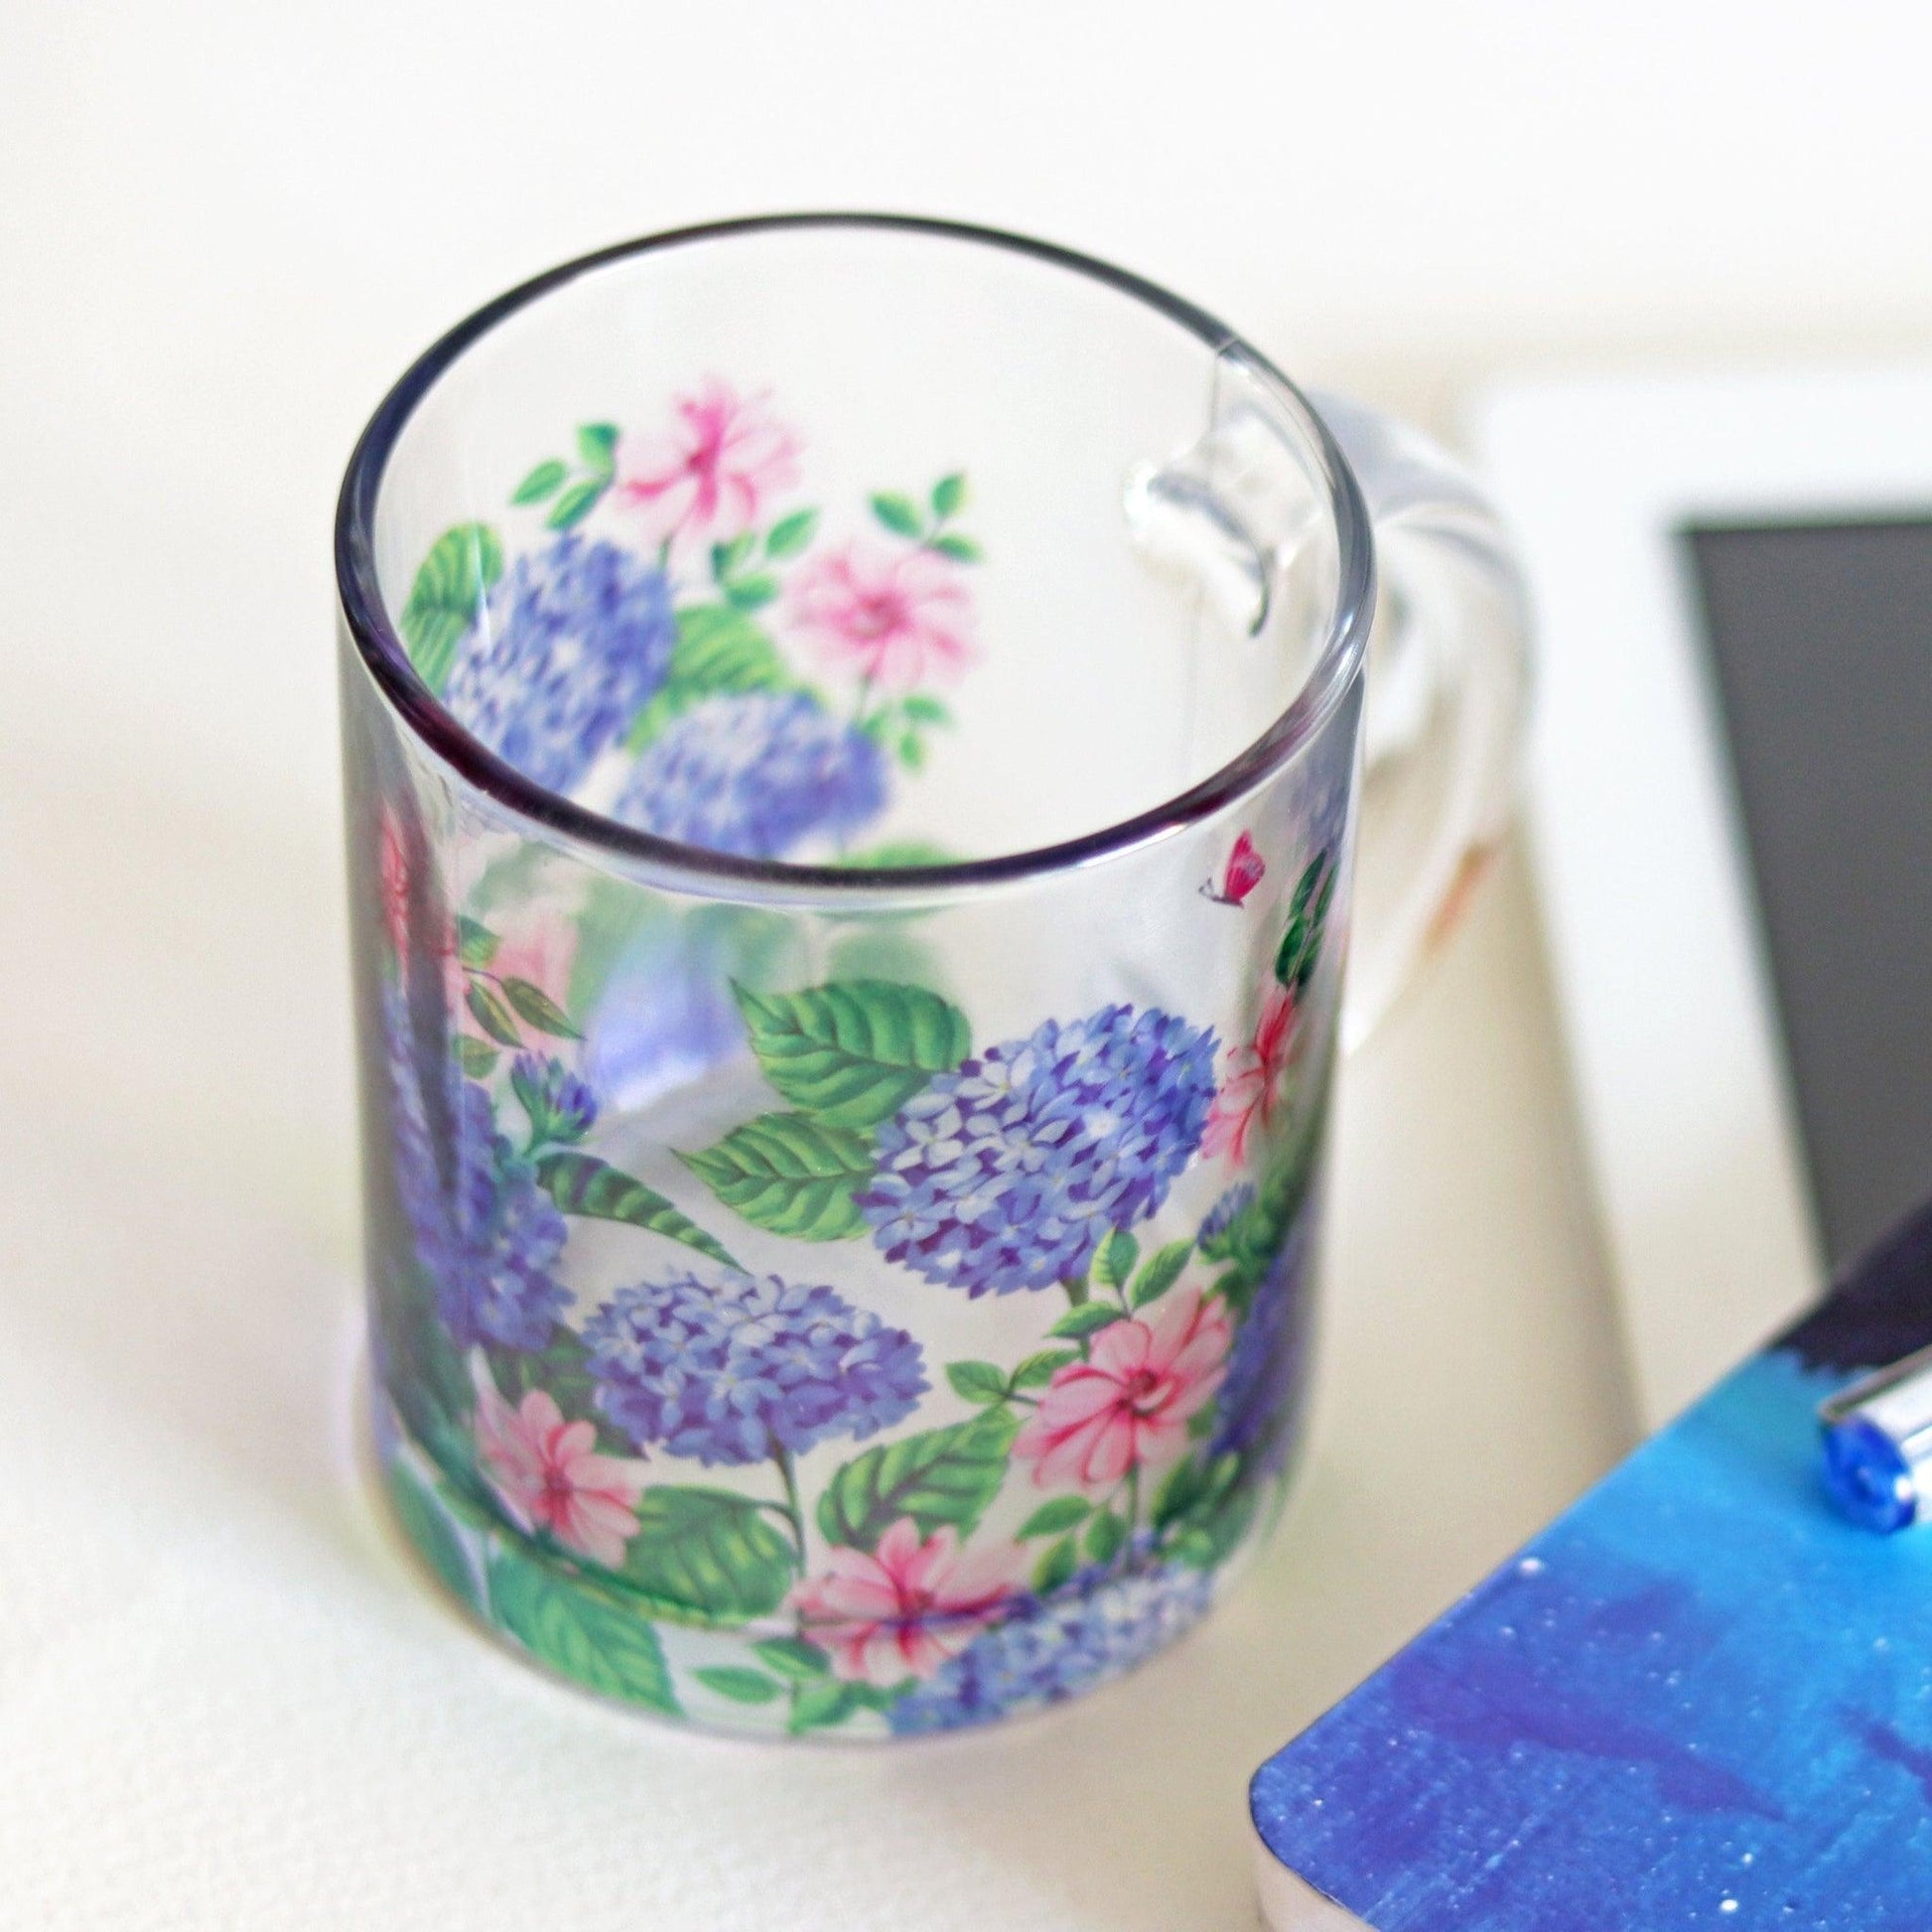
1819, 1342, 1932, 1532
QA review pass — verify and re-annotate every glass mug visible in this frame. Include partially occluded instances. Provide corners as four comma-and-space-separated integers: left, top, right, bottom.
335, 214, 1528, 1739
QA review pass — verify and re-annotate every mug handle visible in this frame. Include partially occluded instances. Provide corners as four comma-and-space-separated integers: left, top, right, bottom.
1311, 392, 1533, 1053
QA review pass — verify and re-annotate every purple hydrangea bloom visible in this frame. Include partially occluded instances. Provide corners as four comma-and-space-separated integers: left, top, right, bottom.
857, 1005, 1219, 1298
382, 990, 570, 1352
1209, 1213, 1315, 1470
509, 1052, 598, 1146
582, 1269, 926, 1465
889, 1546, 1215, 1734
443, 534, 675, 795
612, 690, 887, 860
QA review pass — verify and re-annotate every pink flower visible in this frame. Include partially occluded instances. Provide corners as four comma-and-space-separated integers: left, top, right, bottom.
1202, 983, 1300, 1165
1014, 1288, 1232, 1488
615, 379, 800, 546
791, 1518, 1018, 1687
378, 808, 413, 955
472, 1358, 649, 1569
784, 541, 975, 691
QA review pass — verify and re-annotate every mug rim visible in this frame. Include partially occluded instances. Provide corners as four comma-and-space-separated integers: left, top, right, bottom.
335, 211, 1376, 907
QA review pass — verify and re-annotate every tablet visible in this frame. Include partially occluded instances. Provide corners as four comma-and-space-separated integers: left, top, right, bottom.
1473, 370, 1932, 1424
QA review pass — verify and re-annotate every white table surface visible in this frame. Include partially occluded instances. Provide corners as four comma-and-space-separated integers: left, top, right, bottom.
25, 0, 1897, 1918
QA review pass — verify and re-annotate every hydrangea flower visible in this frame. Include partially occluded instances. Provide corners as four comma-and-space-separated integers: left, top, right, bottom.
613, 690, 887, 860
509, 1053, 597, 1146
858, 1005, 1219, 1297
1208, 1217, 1314, 1470
888, 1545, 1215, 1734
383, 990, 570, 1352
1198, 1182, 1257, 1254
582, 1269, 926, 1465
443, 534, 675, 796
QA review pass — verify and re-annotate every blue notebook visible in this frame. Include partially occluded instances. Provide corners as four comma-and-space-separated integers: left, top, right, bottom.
1252, 1201, 1932, 1929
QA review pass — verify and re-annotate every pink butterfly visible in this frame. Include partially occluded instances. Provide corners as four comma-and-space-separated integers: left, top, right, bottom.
1201, 830, 1265, 906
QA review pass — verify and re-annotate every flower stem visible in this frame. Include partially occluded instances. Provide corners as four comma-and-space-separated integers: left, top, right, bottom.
773, 1448, 808, 1569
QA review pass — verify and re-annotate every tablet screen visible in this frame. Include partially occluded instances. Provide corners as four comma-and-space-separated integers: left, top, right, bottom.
1683, 517, 1932, 1272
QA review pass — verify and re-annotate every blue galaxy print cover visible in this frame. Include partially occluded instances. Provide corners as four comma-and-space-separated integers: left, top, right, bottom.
1252, 1200, 1932, 1929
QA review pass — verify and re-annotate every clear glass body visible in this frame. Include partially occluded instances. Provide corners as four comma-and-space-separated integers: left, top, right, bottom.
337, 215, 1526, 1737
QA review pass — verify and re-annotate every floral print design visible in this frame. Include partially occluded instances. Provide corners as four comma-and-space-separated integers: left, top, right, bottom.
791, 1519, 1019, 1687
858, 1006, 1219, 1298
397, 381, 983, 870
613, 690, 886, 860
583, 1270, 926, 1467
363, 388, 1348, 1739
1015, 1288, 1232, 1488
615, 379, 800, 549
473, 1357, 650, 1568
786, 541, 976, 691
443, 534, 676, 796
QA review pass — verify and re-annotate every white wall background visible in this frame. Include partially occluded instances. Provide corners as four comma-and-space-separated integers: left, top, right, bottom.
5, 0, 1930, 832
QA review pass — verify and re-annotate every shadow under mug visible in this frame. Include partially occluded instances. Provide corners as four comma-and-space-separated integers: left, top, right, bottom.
335, 214, 1529, 1739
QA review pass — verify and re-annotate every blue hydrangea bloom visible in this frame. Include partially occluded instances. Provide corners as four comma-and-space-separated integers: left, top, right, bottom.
857, 1004, 1219, 1298
1209, 1213, 1315, 1469
1199, 1181, 1257, 1252
582, 1269, 926, 1465
889, 1549, 1215, 1734
443, 535, 675, 795
382, 990, 570, 1352
612, 690, 887, 859
509, 1052, 598, 1146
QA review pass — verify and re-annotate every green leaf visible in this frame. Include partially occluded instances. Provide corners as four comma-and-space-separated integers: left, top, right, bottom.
945, 1360, 1011, 1407
695, 1666, 782, 1705
753, 1635, 832, 1681
817, 1409, 1018, 1550
576, 422, 620, 477
486, 1550, 679, 1713
931, 473, 967, 519
1153, 1455, 1208, 1530
456, 1036, 499, 1079
725, 574, 778, 612
900, 695, 952, 727
1011, 1347, 1078, 1390
1276, 852, 1335, 989
1131, 1240, 1193, 1310
466, 980, 523, 1047
399, 523, 502, 694
764, 508, 819, 558
870, 491, 923, 538
897, 732, 925, 771
486, 1326, 602, 1434
1093, 1230, 1141, 1294
732, 979, 971, 1128
788, 1679, 868, 1735
1033, 1535, 1078, 1596
836, 840, 957, 871
1085, 1507, 1128, 1565
511, 459, 568, 505
621, 1486, 796, 1625
1171, 1484, 1259, 1572
502, 975, 581, 1039
457, 915, 500, 968
1050, 1304, 1125, 1340
678, 1112, 875, 1242
535, 1151, 740, 1268
712, 533, 757, 580
384, 1461, 481, 1612
928, 533, 983, 564
1017, 1496, 1091, 1540
627, 604, 791, 751
547, 479, 606, 530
